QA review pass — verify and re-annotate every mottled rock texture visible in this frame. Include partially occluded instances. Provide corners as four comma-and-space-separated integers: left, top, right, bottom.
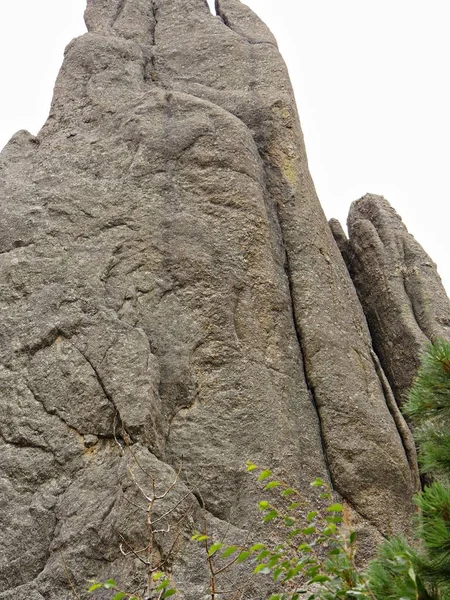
331, 195, 450, 405
0, 1, 440, 598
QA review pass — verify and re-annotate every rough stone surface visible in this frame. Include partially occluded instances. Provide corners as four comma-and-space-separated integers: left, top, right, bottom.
0, 2, 430, 597
331, 195, 450, 404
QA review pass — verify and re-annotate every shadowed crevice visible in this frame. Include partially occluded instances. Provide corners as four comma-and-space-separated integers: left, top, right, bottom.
215, 0, 278, 46
370, 349, 421, 492
112, 0, 127, 28
274, 205, 334, 488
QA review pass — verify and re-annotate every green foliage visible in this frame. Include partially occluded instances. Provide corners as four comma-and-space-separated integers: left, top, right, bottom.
192, 461, 372, 599
366, 340, 450, 600
366, 537, 432, 600
404, 339, 450, 478
87, 572, 177, 600
414, 482, 450, 596
85, 341, 450, 599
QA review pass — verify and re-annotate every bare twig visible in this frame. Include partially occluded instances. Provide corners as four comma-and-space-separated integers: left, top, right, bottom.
155, 459, 184, 500
112, 412, 125, 454
150, 490, 193, 526
121, 492, 147, 513
116, 530, 152, 565
61, 552, 83, 600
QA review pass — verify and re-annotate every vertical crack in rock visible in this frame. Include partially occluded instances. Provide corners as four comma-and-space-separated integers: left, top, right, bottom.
215, 0, 232, 28
112, 0, 127, 28
71, 344, 124, 435
215, 0, 278, 46
150, 1, 158, 47
148, 0, 159, 84
370, 350, 421, 491
330, 216, 421, 491
276, 207, 334, 487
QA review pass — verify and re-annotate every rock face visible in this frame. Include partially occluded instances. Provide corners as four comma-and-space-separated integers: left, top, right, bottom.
0, 1, 445, 598
331, 195, 450, 405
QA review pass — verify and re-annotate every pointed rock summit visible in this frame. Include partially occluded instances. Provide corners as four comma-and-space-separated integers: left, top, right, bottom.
0, 1, 447, 598
331, 194, 450, 404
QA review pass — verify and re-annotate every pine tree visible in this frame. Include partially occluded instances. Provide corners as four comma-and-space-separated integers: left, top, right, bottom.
367, 340, 450, 600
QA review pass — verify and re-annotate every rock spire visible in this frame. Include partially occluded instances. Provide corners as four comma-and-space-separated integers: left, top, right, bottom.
1, 1, 446, 598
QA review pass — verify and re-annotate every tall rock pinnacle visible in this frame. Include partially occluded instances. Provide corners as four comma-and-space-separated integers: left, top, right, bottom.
331, 195, 450, 404
1, 1, 444, 598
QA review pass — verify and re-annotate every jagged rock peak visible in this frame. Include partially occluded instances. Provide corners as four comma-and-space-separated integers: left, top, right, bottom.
331, 193, 450, 404
1, 3, 422, 598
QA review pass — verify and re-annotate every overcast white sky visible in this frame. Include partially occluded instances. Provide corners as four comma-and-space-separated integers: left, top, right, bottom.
1, 0, 448, 292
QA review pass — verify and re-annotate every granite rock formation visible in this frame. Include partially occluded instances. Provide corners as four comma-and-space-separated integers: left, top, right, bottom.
330, 195, 450, 405
0, 1, 446, 598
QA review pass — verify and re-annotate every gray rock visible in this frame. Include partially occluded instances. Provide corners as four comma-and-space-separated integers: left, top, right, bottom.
83, 434, 99, 447
333, 194, 450, 404
0, 1, 423, 597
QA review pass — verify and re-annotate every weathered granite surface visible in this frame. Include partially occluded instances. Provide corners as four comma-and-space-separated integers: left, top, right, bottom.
0, 1, 433, 597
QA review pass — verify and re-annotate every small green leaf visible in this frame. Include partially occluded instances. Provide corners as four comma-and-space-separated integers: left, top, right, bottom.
222, 545, 239, 557
265, 481, 282, 489
273, 567, 283, 581
307, 511, 318, 522
282, 488, 296, 496
153, 572, 165, 581
257, 549, 271, 561
250, 543, 266, 552
104, 579, 117, 590
323, 524, 338, 535
268, 554, 282, 568
326, 515, 343, 524
208, 542, 224, 557
88, 583, 104, 592
264, 510, 278, 523
311, 478, 325, 487
162, 590, 177, 598
349, 531, 357, 544
408, 566, 416, 583
196, 534, 209, 542
288, 502, 301, 510
258, 469, 273, 482
246, 461, 258, 472
259, 500, 271, 510
289, 528, 302, 538
302, 526, 316, 535
326, 503, 343, 512
254, 563, 269, 574
113, 593, 127, 600
238, 550, 251, 563
310, 575, 330, 583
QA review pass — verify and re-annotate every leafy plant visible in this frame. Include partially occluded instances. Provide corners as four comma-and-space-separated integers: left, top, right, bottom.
87, 573, 176, 600
192, 463, 373, 599
366, 340, 450, 600
85, 418, 183, 600
86, 341, 450, 599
